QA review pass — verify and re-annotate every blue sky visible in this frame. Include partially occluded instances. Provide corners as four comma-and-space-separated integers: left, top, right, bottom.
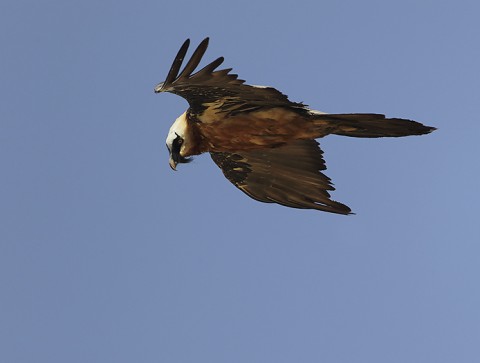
1, 1, 479, 362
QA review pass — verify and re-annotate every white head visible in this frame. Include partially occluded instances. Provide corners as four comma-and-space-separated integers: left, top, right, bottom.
166, 111, 192, 170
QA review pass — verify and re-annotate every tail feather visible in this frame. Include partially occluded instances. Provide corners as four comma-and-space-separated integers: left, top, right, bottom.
315, 113, 436, 138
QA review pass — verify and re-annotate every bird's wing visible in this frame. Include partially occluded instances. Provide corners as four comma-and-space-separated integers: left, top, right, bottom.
155, 38, 304, 116
210, 140, 352, 214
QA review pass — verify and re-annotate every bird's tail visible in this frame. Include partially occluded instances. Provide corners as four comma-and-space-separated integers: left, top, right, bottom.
313, 113, 436, 138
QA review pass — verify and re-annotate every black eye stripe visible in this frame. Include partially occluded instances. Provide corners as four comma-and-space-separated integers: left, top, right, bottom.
171, 135, 183, 154
168, 134, 192, 165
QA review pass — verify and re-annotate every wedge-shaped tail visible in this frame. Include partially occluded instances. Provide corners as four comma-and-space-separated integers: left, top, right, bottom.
314, 113, 436, 138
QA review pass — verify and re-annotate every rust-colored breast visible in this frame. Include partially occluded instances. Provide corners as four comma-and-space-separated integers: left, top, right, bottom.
193, 107, 318, 153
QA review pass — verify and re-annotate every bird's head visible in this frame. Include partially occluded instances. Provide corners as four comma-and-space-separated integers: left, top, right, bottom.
166, 111, 193, 170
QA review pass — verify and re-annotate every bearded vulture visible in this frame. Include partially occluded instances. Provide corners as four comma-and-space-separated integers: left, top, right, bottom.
154, 38, 435, 214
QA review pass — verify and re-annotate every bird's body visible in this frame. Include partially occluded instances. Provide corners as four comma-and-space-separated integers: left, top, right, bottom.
175, 107, 322, 154
155, 38, 435, 214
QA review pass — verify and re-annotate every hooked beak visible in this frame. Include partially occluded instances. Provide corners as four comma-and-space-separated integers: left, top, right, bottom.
169, 150, 178, 171
168, 149, 191, 171
169, 156, 177, 171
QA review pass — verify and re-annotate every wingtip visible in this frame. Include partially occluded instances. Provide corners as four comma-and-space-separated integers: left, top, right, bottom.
198, 37, 210, 50
182, 37, 210, 48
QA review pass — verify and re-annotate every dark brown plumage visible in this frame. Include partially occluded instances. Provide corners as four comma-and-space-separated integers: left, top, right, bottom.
155, 38, 435, 214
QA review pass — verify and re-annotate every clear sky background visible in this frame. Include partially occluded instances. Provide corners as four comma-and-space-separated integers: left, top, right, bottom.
1, 1, 479, 362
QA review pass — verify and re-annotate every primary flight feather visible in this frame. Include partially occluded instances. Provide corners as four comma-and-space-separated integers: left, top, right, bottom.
155, 38, 435, 214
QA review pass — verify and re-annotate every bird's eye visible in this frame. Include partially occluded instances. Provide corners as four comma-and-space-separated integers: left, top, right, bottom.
177, 138, 183, 145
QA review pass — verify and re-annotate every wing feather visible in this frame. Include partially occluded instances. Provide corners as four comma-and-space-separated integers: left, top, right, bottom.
155, 38, 304, 115
163, 39, 190, 87
210, 140, 352, 214
176, 38, 209, 79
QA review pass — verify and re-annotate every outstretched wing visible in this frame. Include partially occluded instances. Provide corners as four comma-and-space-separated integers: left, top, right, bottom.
210, 140, 352, 214
154, 38, 304, 116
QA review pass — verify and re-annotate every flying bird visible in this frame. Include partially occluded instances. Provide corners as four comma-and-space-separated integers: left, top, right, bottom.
154, 38, 435, 214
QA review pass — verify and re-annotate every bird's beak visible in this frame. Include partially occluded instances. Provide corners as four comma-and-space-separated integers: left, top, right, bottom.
169, 156, 177, 171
